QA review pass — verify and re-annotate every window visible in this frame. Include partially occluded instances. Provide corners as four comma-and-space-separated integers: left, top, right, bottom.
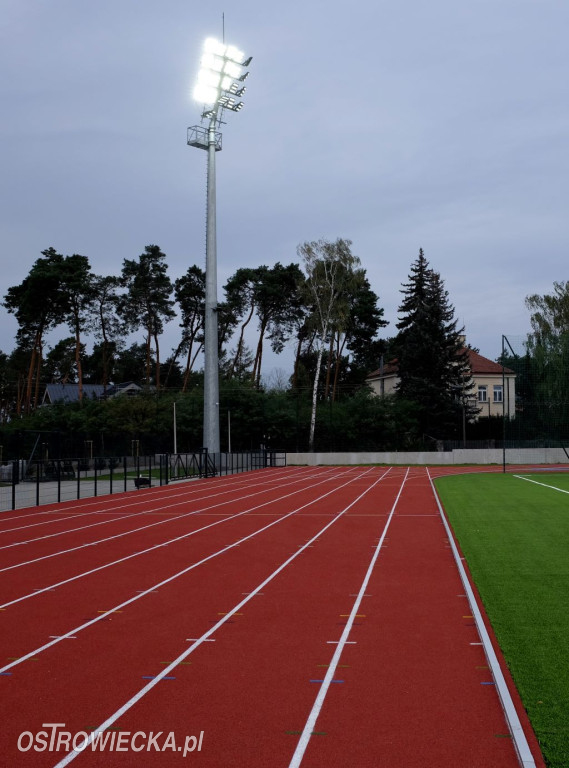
494, 385, 503, 403
478, 386, 487, 402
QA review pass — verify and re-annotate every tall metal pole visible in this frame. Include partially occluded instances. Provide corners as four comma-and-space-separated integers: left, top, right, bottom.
190, 36, 251, 454
203, 116, 220, 454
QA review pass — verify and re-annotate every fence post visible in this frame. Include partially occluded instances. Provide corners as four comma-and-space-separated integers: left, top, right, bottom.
123, 456, 128, 493
11, 461, 17, 510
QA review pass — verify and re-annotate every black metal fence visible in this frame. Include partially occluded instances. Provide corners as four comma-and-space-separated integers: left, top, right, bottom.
0, 449, 287, 511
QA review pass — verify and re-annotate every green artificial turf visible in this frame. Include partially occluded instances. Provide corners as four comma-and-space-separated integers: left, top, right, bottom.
434, 472, 569, 768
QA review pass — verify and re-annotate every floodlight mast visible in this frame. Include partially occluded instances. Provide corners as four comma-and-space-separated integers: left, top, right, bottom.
188, 38, 251, 457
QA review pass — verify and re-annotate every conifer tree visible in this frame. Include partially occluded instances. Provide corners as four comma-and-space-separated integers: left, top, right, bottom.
395, 249, 472, 440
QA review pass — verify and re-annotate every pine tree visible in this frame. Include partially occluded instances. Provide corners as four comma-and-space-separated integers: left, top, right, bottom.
395, 249, 472, 440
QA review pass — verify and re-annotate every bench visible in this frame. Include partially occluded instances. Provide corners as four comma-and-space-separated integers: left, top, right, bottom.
134, 477, 152, 489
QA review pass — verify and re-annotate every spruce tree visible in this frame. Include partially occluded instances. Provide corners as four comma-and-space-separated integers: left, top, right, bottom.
395, 249, 472, 441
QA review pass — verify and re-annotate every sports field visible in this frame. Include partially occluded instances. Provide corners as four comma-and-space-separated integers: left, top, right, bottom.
0, 465, 549, 767
434, 469, 569, 768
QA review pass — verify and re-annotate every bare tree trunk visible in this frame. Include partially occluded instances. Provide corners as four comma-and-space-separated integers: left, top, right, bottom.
324, 332, 334, 400
75, 333, 83, 403
34, 341, 43, 411
144, 331, 152, 386
291, 335, 303, 390
163, 340, 184, 390
154, 332, 161, 390
16, 373, 24, 415
25, 344, 37, 414
332, 334, 347, 402
230, 303, 255, 378
182, 342, 203, 392
74, 310, 83, 403
99, 304, 110, 393
252, 320, 267, 388
309, 339, 326, 452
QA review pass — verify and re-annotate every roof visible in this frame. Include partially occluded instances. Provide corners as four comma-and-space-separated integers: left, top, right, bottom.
103, 381, 142, 398
366, 359, 399, 380
43, 383, 105, 404
466, 349, 514, 375
42, 381, 143, 404
366, 349, 514, 380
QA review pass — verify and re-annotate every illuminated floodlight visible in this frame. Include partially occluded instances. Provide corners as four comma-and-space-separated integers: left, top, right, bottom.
188, 36, 252, 455
204, 37, 227, 56
198, 69, 221, 88
225, 45, 244, 63
223, 60, 241, 78
193, 37, 251, 113
201, 53, 224, 72
193, 83, 218, 105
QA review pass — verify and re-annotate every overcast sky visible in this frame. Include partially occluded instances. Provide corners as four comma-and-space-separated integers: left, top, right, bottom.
1, 0, 568, 377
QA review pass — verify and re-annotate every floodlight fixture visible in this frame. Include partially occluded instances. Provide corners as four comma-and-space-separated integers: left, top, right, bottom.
188, 36, 252, 455
193, 36, 251, 121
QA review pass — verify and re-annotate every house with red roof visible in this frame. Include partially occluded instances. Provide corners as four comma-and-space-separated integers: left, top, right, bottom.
365, 347, 516, 419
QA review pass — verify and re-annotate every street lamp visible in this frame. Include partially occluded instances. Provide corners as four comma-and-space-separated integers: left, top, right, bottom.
188, 37, 252, 455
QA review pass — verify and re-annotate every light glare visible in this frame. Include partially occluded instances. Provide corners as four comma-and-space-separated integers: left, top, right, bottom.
223, 60, 241, 78
193, 83, 218, 104
201, 53, 224, 72
198, 69, 221, 88
204, 38, 226, 57
225, 45, 244, 63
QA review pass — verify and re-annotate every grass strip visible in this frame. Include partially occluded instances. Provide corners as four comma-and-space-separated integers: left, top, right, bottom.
434, 472, 569, 768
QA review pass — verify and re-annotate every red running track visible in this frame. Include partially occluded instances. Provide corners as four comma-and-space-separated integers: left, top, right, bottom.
0, 466, 545, 767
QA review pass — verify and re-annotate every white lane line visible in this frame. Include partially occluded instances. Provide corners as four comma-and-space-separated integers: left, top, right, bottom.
0, 511, 101, 535
0, 465, 308, 532
0, 467, 367, 667
288, 468, 408, 768
513, 474, 569, 495
51, 467, 391, 768
0, 510, 157, 550
428, 468, 536, 768
0, 509, 71, 524
0, 466, 314, 548
0, 467, 348, 609
0, 468, 338, 574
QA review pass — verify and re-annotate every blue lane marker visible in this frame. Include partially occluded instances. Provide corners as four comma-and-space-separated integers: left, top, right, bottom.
481, 681, 495, 685
0, 672, 12, 676
310, 679, 344, 683
142, 676, 176, 680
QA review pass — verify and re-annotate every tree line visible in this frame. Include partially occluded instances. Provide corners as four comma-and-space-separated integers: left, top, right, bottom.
1, 240, 561, 453
0, 240, 387, 442
501, 280, 569, 443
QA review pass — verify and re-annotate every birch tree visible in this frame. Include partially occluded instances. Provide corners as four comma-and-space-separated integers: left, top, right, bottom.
297, 238, 361, 451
